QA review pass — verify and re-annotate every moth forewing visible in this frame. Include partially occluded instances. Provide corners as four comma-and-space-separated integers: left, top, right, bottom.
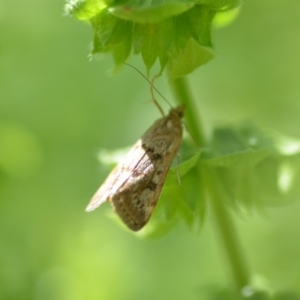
86, 106, 184, 231
85, 143, 147, 212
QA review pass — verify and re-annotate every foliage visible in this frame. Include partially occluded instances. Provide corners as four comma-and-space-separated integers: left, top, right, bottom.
65, 0, 239, 78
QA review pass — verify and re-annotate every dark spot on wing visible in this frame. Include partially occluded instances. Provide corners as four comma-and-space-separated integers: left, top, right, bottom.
152, 153, 162, 160
147, 181, 157, 191
145, 146, 155, 153
136, 198, 144, 209
142, 143, 154, 151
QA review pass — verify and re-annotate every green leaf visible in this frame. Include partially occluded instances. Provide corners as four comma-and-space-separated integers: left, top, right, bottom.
203, 123, 272, 168
169, 152, 201, 179
168, 38, 214, 80
155, 20, 174, 71
213, 6, 240, 28
109, 0, 195, 23
91, 12, 133, 66
195, 0, 240, 10
187, 5, 216, 46
140, 25, 159, 74
203, 122, 300, 210
112, 22, 133, 70
145, 152, 204, 236
65, 0, 108, 20
69, 0, 225, 75
91, 11, 117, 52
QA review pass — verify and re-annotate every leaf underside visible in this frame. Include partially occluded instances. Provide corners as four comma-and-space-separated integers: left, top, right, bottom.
66, 0, 240, 78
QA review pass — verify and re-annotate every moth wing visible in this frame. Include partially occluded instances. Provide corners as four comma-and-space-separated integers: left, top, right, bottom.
110, 138, 179, 231
86, 107, 184, 229
86, 141, 148, 212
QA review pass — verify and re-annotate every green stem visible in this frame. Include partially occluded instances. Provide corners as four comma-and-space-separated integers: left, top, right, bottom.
170, 76, 251, 290
169, 76, 205, 146
205, 167, 251, 290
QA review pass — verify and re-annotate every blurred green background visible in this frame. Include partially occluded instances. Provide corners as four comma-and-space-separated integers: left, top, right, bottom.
1, 0, 300, 299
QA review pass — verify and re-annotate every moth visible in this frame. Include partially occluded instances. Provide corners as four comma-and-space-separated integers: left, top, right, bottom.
86, 106, 184, 231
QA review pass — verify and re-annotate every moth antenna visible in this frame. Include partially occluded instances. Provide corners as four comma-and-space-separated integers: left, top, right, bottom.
124, 63, 173, 111
150, 74, 165, 116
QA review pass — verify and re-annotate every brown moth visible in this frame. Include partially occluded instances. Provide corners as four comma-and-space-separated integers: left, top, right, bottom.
86, 106, 184, 231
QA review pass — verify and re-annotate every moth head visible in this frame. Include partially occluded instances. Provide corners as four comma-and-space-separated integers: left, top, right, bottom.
169, 106, 185, 119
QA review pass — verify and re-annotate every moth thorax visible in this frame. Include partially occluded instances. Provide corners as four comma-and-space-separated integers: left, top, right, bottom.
166, 120, 174, 129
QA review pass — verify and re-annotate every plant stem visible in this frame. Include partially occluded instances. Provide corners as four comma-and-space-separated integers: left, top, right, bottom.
170, 76, 251, 290
206, 168, 251, 290
169, 76, 205, 146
